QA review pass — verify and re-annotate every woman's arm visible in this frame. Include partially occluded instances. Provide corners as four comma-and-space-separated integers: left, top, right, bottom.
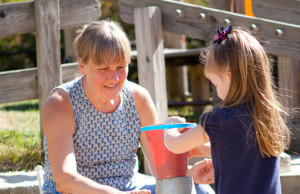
43, 89, 131, 194
132, 84, 159, 176
164, 116, 210, 154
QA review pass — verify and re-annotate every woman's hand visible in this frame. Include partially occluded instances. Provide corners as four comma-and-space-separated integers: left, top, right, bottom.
163, 116, 186, 135
122, 189, 151, 194
191, 158, 214, 184
164, 116, 186, 124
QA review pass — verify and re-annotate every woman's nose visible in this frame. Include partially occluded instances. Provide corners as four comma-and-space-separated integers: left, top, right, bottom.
108, 70, 119, 81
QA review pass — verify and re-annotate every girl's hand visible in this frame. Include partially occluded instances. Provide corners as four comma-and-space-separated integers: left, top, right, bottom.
191, 158, 214, 184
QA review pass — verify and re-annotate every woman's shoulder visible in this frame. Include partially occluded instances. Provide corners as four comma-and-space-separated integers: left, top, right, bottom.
56, 76, 82, 93
124, 80, 151, 100
45, 89, 71, 112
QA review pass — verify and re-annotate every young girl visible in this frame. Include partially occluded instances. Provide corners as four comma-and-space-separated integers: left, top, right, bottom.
164, 26, 290, 194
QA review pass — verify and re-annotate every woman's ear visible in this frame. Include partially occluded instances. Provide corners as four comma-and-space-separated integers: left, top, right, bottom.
78, 57, 85, 75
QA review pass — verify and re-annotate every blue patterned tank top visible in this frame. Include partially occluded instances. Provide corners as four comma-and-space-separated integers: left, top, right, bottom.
43, 76, 141, 192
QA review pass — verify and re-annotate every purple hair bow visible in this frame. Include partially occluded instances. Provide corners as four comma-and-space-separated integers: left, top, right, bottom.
213, 25, 232, 44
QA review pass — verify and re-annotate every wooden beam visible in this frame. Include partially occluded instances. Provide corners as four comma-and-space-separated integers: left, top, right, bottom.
0, 68, 38, 104
134, 6, 168, 123
119, 0, 300, 59
252, 0, 300, 25
0, 63, 80, 104
0, 0, 100, 38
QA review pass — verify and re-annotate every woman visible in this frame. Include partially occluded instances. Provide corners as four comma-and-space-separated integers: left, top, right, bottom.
42, 20, 213, 194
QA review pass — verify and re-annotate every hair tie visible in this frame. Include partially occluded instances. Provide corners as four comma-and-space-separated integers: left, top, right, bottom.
213, 25, 232, 44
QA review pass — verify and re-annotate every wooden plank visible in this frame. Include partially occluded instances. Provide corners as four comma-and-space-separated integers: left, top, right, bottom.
278, 57, 300, 124
0, 68, 38, 104
0, 0, 100, 38
35, 0, 61, 139
0, 63, 80, 104
119, 0, 300, 59
131, 48, 201, 59
288, 124, 300, 153
252, 0, 300, 25
134, 6, 168, 123
234, 0, 245, 13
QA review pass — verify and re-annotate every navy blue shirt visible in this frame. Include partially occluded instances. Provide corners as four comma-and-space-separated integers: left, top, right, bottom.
201, 104, 281, 194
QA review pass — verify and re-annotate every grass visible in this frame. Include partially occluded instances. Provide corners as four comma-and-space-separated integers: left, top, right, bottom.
0, 100, 44, 172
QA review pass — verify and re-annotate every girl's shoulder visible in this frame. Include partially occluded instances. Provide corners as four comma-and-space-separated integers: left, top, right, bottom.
205, 107, 230, 120
202, 104, 251, 124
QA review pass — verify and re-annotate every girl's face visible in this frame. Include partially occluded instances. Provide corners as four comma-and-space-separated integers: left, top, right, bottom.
79, 58, 128, 101
205, 57, 231, 100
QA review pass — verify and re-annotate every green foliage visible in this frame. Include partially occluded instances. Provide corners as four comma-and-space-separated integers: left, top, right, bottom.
99, 0, 135, 41
0, 0, 31, 3
0, 100, 43, 172
185, 0, 209, 6
0, 33, 36, 71
0, 128, 43, 172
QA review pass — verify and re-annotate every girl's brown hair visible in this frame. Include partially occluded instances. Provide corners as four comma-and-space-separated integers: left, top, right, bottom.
206, 27, 290, 157
73, 20, 131, 66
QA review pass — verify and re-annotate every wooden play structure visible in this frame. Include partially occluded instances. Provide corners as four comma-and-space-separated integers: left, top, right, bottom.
0, 0, 299, 192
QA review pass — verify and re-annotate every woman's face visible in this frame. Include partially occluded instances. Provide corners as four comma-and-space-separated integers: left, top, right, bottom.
79, 58, 128, 101
204, 57, 231, 100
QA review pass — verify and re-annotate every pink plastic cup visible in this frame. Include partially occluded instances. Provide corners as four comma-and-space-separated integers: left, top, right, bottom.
145, 127, 191, 179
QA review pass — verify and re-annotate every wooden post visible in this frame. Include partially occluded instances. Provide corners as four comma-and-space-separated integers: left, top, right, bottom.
35, 0, 62, 144
278, 57, 300, 134
165, 33, 189, 101
156, 176, 196, 194
63, 28, 78, 63
134, 6, 168, 176
210, 0, 233, 10
134, 6, 168, 123
165, 0, 189, 101
189, 65, 210, 113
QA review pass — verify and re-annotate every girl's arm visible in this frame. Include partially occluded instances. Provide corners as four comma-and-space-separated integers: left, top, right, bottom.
189, 142, 212, 159
44, 89, 146, 194
132, 84, 159, 176
164, 116, 210, 154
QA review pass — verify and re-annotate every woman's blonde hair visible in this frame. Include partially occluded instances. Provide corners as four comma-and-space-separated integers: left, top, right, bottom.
206, 27, 290, 157
73, 20, 131, 66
